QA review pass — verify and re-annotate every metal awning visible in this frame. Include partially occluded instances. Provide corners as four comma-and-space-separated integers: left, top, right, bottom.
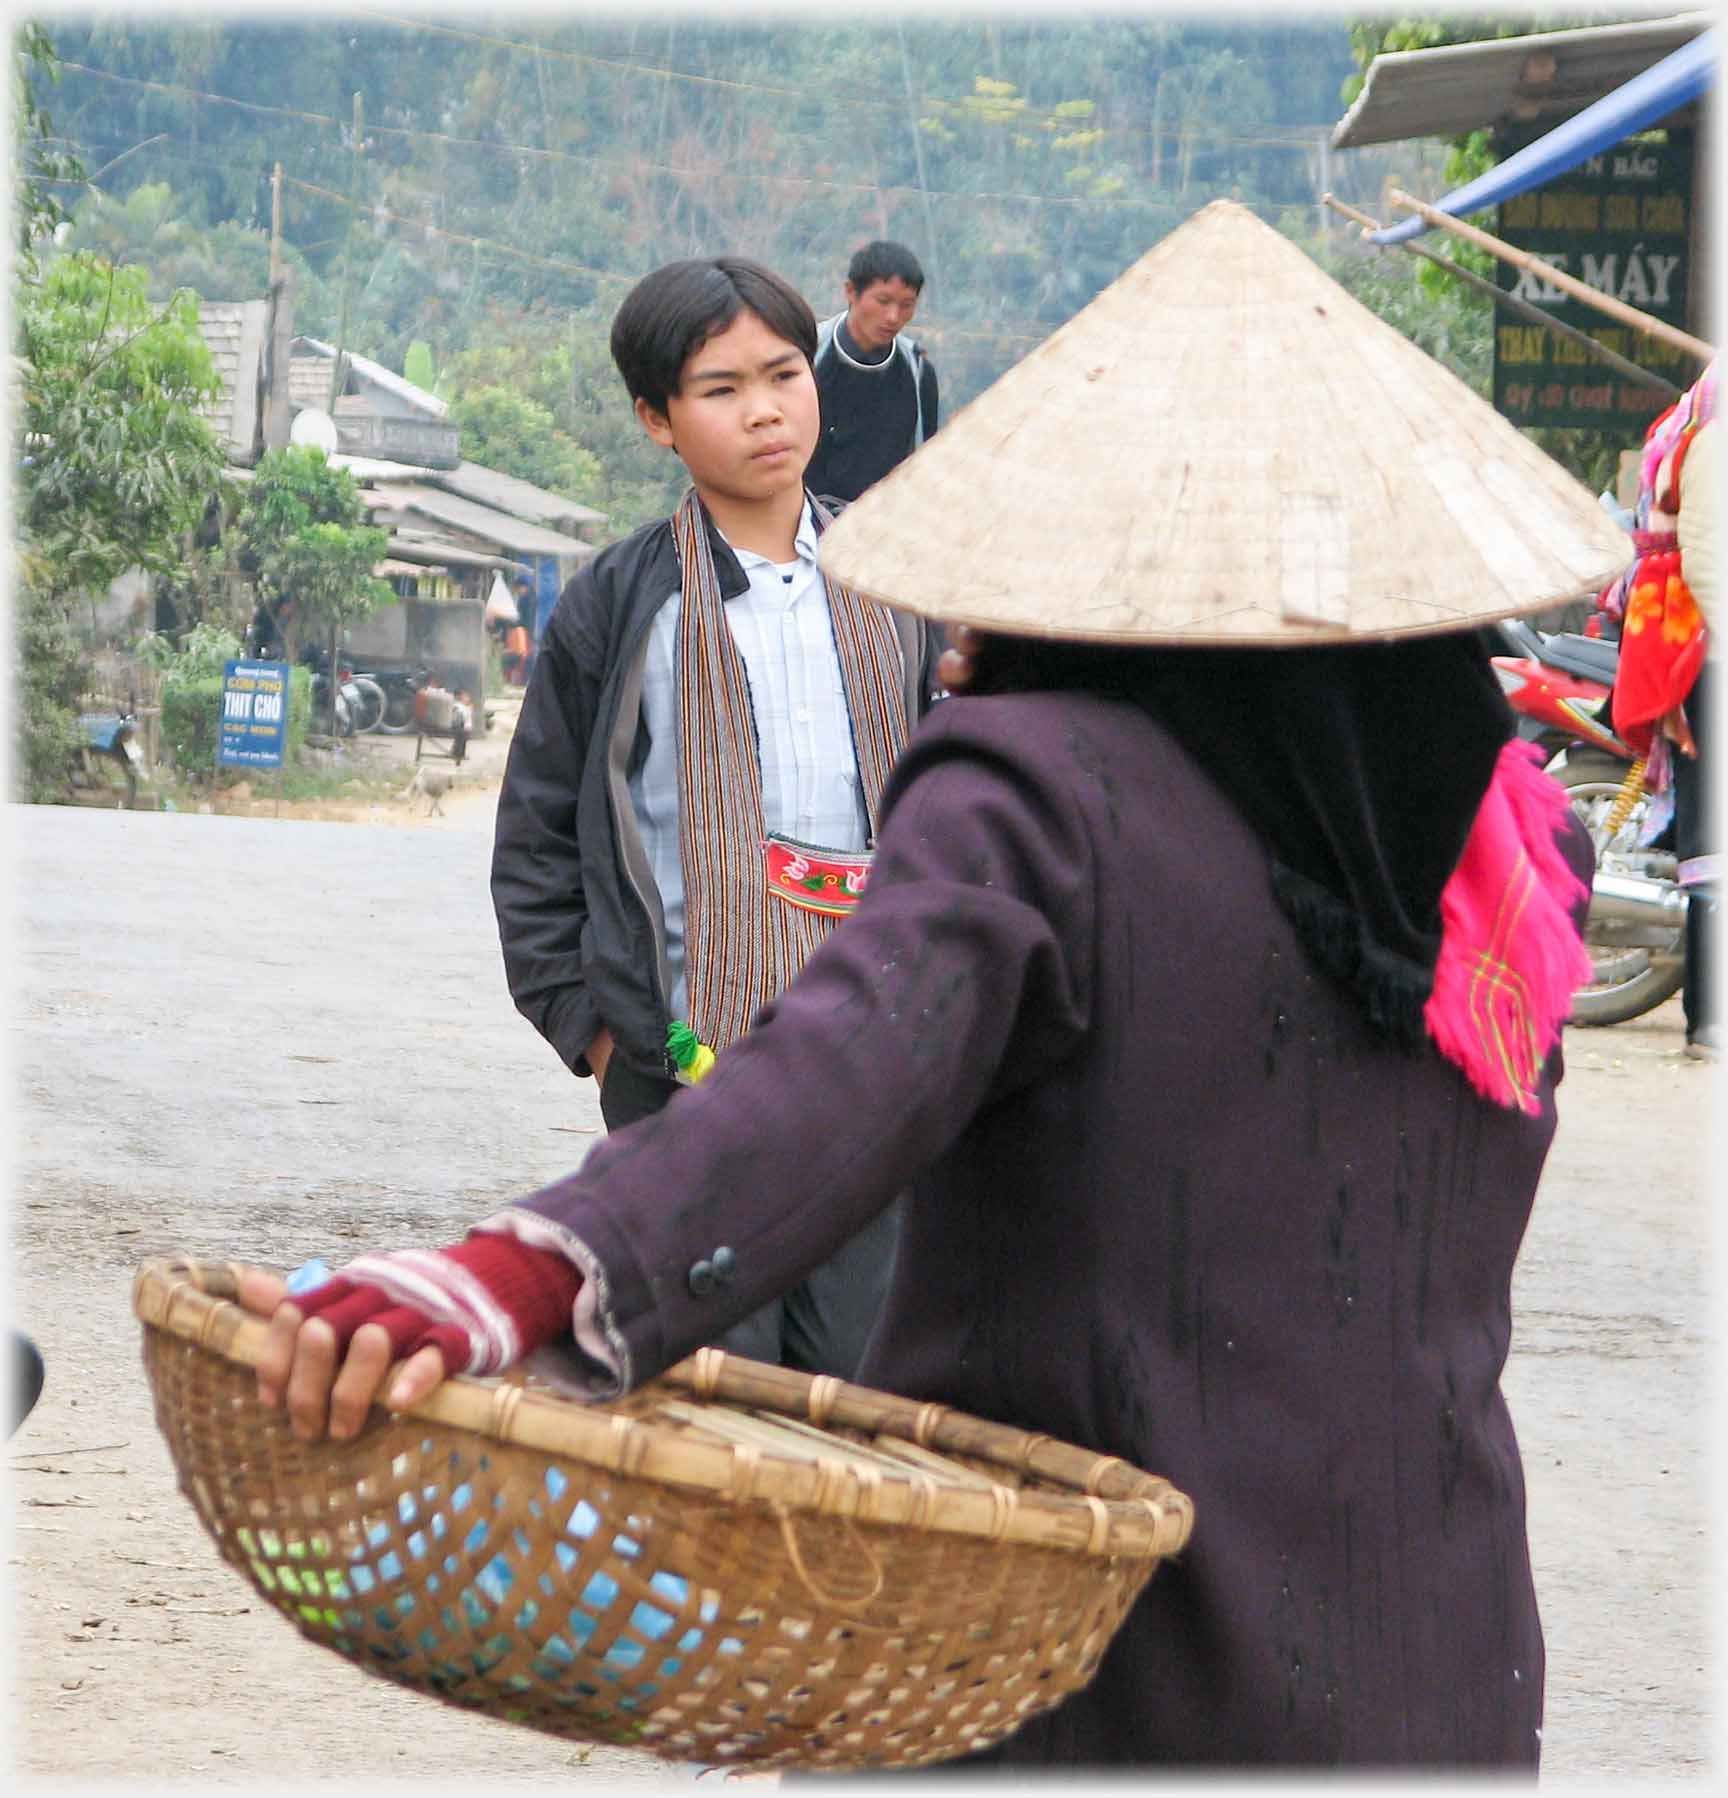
383, 533, 530, 576
1332, 11, 1713, 149
1373, 27, 1718, 244
428, 460, 609, 534
369, 482, 597, 558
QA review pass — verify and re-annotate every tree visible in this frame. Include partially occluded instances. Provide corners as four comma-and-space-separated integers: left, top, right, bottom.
14, 23, 228, 802
14, 22, 89, 800
446, 385, 605, 504
16, 253, 229, 598
236, 446, 391, 732
13, 20, 83, 281
445, 316, 686, 532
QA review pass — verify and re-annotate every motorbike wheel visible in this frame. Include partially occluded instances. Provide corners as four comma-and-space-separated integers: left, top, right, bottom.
347, 675, 387, 734
376, 686, 418, 734
1556, 749, 1686, 1026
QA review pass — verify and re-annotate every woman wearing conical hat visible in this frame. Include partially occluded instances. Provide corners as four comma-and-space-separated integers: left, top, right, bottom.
241, 204, 1625, 1768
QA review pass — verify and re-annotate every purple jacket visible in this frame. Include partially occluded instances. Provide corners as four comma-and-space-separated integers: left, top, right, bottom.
509, 690, 1581, 1768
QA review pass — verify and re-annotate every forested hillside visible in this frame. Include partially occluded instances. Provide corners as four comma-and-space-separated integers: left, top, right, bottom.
32, 12, 1443, 529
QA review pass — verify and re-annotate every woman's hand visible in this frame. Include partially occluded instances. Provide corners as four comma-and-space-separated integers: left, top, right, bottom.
235, 1234, 581, 1443
237, 1268, 456, 1444
586, 1024, 615, 1085
936, 624, 986, 694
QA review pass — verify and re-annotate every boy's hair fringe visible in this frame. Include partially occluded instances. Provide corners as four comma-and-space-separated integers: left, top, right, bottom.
610, 257, 817, 416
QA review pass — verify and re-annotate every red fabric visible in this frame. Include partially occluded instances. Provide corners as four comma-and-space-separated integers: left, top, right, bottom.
292, 1277, 474, 1378
1424, 740, 1592, 1115
1611, 546, 1708, 755
442, 1232, 581, 1351
289, 1234, 581, 1378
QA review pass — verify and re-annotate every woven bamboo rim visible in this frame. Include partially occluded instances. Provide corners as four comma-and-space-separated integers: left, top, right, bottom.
134, 1258, 1194, 1563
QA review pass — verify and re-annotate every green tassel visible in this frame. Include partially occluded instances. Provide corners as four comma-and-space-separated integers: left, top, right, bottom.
667, 1020, 717, 1084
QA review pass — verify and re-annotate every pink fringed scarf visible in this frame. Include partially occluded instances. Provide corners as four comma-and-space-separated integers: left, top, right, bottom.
1424, 740, 1593, 1115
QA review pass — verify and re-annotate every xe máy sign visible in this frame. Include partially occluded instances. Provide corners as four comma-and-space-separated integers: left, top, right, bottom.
1493, 130, 1693, 432
218, 659, 290, 768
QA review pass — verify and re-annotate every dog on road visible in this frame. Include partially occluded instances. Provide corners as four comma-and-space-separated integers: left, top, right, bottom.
402, 765, 455, 817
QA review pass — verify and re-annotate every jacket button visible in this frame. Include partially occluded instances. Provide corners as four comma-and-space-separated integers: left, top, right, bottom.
712, 1247, 736, 1285
687, 1259, 717, 1297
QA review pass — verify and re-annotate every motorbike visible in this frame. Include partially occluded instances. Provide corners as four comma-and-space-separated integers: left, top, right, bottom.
1492, 617, 1687, 1027
302, 647, 387, 737
74, 709, 147, 808
347, 661, 431, 735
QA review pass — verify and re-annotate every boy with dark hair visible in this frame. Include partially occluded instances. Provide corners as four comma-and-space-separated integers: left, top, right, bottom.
490, 255, 939, 1376
804, 239, 940, 504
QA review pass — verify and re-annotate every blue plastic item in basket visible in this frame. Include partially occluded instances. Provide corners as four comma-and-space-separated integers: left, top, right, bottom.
349, 1450, 741, 1698
254, 1278, 749, 1698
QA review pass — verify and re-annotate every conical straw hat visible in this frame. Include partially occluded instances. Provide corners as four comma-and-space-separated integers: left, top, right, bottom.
817, 200, 1630, 644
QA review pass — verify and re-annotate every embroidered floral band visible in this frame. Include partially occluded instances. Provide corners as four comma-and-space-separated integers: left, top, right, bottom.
764, 835, 874, 918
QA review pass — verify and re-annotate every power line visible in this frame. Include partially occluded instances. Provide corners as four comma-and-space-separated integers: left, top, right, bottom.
48, 62, 1078, 206
54, 47, 1328, 177
283, 173, 628, 286
58, 63, 1255, 215
61, 119, 1292, 331
353, 9, 1330, 147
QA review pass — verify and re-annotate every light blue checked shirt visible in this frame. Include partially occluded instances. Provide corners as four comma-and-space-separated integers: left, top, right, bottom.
628, 502, 870, 1022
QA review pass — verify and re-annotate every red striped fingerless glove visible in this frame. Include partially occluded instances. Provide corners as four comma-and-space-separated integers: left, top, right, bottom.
291, 1232, 582, 1378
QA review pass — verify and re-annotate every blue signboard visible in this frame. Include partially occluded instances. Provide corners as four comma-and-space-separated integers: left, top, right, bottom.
218, 659, 290, 768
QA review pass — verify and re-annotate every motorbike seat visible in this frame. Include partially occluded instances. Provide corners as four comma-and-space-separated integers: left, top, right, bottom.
78, 713, 128, 752
1538, 632, 1619, 686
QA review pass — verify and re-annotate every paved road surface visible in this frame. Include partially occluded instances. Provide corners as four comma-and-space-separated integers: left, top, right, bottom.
9, 802, 1716, 1785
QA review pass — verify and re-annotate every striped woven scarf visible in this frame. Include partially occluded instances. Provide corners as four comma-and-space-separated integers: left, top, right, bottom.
672, 489, 910, 1051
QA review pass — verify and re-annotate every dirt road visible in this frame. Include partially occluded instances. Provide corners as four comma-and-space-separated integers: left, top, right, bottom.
8, 788, 1715, 1785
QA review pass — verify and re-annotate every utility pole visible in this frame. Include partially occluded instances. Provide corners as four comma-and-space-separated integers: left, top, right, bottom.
328, 91, 364, 417
270, 160, 283, 283
263, 162, 294, 454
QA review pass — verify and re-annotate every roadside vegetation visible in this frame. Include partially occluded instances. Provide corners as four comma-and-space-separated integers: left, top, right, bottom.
13, 10, 1664, 802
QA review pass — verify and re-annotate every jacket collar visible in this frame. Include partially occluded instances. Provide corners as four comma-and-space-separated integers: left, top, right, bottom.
697, 492, 829, 601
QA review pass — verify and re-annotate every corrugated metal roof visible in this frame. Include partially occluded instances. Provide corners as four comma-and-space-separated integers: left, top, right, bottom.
384, 531, 530, 573
368, 482, 597, 558
1332, 11, 1712, 148
293, 335, 447, 419
428, 461, 609, 534
331, 453, 441, 481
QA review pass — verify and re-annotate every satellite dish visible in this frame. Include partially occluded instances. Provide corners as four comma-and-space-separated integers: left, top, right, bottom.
290, 408, 339, 453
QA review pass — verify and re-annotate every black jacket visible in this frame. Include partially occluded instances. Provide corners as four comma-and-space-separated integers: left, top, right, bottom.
804, 325, 939, 504
490, 499, 941, 1082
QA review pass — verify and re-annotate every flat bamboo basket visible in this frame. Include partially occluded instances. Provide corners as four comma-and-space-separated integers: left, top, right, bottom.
135, 1257, 1193, 1771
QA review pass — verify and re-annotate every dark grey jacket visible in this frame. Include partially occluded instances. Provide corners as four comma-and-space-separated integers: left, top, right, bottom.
508, 689, 1591, 1767
490, 500, 940, 1081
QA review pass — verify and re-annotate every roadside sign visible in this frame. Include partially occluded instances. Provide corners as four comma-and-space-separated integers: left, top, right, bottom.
218, 659, 290, 768
1493, 129, 1694, 432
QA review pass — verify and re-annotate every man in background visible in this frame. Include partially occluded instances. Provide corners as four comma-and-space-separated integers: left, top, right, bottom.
509, 573, 543, 686
804, 240, 939, 503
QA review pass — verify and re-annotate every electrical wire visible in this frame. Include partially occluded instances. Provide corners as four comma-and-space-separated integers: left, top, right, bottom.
56, 63, 1294, 215
54, 46, 1330, 172
281, 172, 627, 286
353, 8, 1331, 146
